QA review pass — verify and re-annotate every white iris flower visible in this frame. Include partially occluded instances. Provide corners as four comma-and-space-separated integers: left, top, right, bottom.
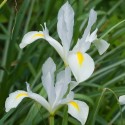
19, 2, 110, 83
5, 58, 89, 125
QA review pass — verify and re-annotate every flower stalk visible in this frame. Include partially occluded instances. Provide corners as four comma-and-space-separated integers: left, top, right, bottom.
49, 115, 54, 125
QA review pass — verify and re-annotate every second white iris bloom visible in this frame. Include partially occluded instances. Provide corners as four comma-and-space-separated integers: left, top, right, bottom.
19, 2, 110, 83
5, 58, 89, 125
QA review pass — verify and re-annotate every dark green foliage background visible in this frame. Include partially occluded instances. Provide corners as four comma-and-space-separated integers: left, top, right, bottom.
0, 0, 125, 124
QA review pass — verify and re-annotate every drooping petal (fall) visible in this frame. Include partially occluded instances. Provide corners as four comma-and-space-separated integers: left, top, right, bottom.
19, 31, 44, 48
42, 24, 65, 60
94, 39, 110, 55
68, 51, 94, 83
26, 83, 50, 111
68, 100, 89, 125
5, 90, 28, 112
119, 95, 125, 105
19, 25, 64, 62
5, 84, 50, 112
28, 92, 51, 112
57, 1, 74, 51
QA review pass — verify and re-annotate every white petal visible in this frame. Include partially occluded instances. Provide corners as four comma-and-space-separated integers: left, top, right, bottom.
20, 25, 65, 62
119, 95, 125, 105
52, 79, 69, 111
60, 91, 74, 104
94, 39, 110, 55
45, 35, 65, 62
42, 57, 56, 79
52, 91, 74, 113
5, 84, 51, 113
88, 9, 97, 27
73, 10, 97, 52
86, 28, 98, 43
55, 80, 67, 103
56, 67, 71, 85
68, 100, 89, 125
68, 51, 95, 83
81, 9, 97, 42
5, 90, 28, 112
55, 68, 71, 103
26, 83, 51, 112
52, 68, 72, 110
19, 31, 44, 49
28, 92, 51, 112
42, 24, 65, 61
73, 38, 91, 53
42, 72, 56, 106
57, 1, 74, 51
42, 58, 56, 105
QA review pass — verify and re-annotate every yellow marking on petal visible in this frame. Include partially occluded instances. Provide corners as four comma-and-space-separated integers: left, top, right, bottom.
16, 93, 28, 99
32, 33, 44, 38
69, 101, 80, 111
77, 52, 84, 66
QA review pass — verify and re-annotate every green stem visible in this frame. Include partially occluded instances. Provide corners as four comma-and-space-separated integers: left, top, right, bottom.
62, 106, 68, 125
91, 88, 123, 125
49, 115, 54, 125
91, 88, 107, 125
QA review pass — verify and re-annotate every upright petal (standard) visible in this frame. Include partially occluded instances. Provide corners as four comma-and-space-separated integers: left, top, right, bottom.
79, 9, 97, 46
42, 58, 56, 106
57, 1, 74, 51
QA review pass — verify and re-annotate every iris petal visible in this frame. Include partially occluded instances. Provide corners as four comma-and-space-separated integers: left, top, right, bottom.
68, 52, 94, 83
68, 100, 89, 125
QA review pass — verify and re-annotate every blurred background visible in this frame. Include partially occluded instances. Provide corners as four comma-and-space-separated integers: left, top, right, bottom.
0, 0, 125, 124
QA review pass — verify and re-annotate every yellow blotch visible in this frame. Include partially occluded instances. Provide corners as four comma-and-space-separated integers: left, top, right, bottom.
69, 101, 80, 111
16, 93, 28, 99
77, 52, 84, 66
32, 33, 44, 38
